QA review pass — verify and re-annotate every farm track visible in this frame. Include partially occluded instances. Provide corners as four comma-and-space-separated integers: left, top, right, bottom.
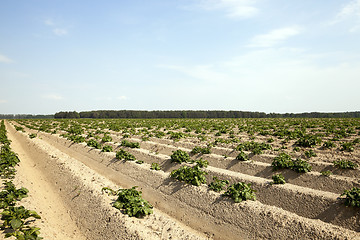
9, 121, 360, 239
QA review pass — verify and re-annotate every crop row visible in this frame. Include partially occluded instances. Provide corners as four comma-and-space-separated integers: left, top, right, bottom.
0, 120, 42, 239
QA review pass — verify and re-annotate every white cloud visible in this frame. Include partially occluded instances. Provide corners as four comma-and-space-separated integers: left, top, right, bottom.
42, 94, 63, 100
53, 28, 68, 36
196, 0, 259, 18
248, 27, 301, 48
336, 0, 360, 19
331, 0, 360, 32
117, 96, 127, 100
0, 54, 14, 63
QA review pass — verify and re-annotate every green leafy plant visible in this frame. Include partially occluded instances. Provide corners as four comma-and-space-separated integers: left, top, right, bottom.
271, 152, 293, 170
14, 126, 24, 132
341, 187, 360, 207
28, 133, 37, 139
68, 135, 85, 143
323, 141, 336, 149
121, 140, 140, 148
191, 146, 211, 154
170, 165, 207, 186
102, 145, 113, 152
102, 186, 153, 217
272, 153, 312, 173
170, 150, 190, 163
304, 149, 317, 158
320, 170, 333, 176
195, 158, 208, 168
291, 158, 312, 173
341, 142, 355, 152
236, 141, 271, 155
1, 206, 41, 237
135, 160, 144, 164
115, 149, 136, 161
102, 135, 112, 142
333, 159, 358, 169
150, 163, 161, 170
223, 182, 256, 203
235, 151, 249, 161
295, 134, 321, 148
0, 181, 29, 209
208, 177, 229, 192
271, 174, 286, 184
87, 139, 102, 149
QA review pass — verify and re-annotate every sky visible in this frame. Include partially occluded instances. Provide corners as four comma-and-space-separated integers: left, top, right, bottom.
0, 0, 360, 114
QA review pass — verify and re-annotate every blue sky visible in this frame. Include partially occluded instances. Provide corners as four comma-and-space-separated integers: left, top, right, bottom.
1, 0, 360, 114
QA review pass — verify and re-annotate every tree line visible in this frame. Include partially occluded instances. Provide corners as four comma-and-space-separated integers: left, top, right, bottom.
0, 114, 54, 119
53, 110, 360, 119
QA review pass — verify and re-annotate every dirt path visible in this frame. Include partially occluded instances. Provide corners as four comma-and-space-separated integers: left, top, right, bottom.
5, 121, 87, 240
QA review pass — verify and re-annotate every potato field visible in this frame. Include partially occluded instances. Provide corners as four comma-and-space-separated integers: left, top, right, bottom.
1, 118, 360, 239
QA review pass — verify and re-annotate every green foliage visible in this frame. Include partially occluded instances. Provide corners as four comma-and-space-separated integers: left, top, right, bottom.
320, 170, 333, 176
102, 145, 113, 152
291, 158, 312, 173
135, 160, 144, 164
0, 181, 28, 209
102, 135, 112, 142
341, 187, 360, 207
67, 125, 83, 135
0, 145, 20, 178
295, 134, 321, 148
304, 149, 317, 158
195, 158, 209, 168
1, 206, 41, 229
323, 141, 336, 149
333, 159, 358, 169
271, 152, 293, 170
14, 126, 24, 132
293, 146, 301, 152
121, 140, 140, 148
86, 139, 102, 149
28, 133, 37, 139
272, 153, 312, 173
68, 135, 85, 143
170, 165, 207, 186
191, 146, 211, 154
102, 186, 153, 217
235, 151, 249, 161
236, 141, 272, 155
150, 162, 161, 170
223, 182, 256, 203
170, 150, 190, 163
341, 142, 355, 152
208, 177, 229, 192
272, 174, 286, 184
169, 131, 186, 141
115, 149, 136, 161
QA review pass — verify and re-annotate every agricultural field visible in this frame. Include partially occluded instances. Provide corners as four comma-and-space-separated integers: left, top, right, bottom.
2, 118, 360, 239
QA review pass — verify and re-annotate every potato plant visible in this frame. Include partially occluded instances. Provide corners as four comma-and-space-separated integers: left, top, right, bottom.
170, 150, 190, 163
170, 165, 207, 186
208, 177, 229, 192
223, 182, 256, 203
102, 186, 153, 217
